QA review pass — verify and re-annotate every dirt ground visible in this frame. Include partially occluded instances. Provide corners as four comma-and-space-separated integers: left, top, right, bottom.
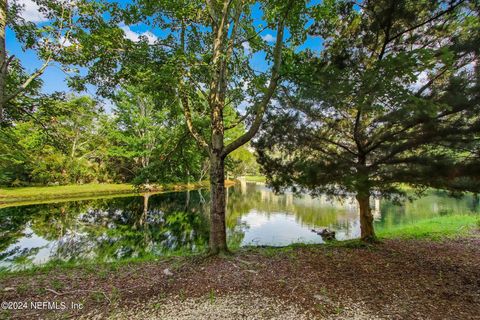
1, 236, 479, 320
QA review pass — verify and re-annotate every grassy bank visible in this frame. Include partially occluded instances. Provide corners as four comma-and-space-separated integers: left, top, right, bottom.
1, 235, 479, 319
0, 181, 220, 205
376, 214, 479, 240
242, 175, 266, 183
0, 183, 135, 203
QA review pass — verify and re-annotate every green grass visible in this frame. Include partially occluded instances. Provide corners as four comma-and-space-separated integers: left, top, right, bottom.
0, 181, 211, 206
377, 214, 479, 240
0, 183, 135, 202
243, 175, 266, 183
0, 247, 206, 278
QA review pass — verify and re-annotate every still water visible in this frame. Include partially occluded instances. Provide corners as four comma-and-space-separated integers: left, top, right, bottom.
0, 181, 479, 270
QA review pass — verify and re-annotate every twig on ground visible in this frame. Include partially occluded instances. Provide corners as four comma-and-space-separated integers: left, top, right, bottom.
46, 288, 111, 303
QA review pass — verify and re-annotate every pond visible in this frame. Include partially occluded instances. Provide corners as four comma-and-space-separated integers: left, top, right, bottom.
0, 181, 479, 271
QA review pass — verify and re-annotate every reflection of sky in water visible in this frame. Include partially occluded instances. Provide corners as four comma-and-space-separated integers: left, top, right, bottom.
240, 210, 360, 246
0, 226, 51, 267
241, 211, 323, 246
0, 183, 479, 270
234, 181, 362, 245
242, 211, 322, 246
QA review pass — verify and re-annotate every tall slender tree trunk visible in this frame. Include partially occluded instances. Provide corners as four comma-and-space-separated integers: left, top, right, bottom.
356, 193, 376, 241
0, 0, 7, 122
209, 152, 227, 254
179, 3, 288, 255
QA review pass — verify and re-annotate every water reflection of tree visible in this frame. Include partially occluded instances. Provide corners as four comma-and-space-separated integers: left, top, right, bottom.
226, 183, 358, 230
0, 203, 84, 267
378, 191, 480, 228
0, 205, 37, 253
63, 193, 210, 261
0, 192, 210, 269
5, 185, 478, 269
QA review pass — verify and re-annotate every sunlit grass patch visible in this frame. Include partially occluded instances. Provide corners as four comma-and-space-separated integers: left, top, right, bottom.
0, 181, 211, 205
377, 214, 479, 240
242, 175, 266, 183
0, 183, 135, 203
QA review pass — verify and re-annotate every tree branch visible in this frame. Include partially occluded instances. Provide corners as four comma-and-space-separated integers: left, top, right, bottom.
224, 111, 249, 130
223, 7, 289, 156
415, 54, 471, 97
3, 56, 51, 104
180, 93, 210, 151
388, 0, 464, 44
313, 134, 358, 158
377, 0, 465, 60
370, 120, 480, 169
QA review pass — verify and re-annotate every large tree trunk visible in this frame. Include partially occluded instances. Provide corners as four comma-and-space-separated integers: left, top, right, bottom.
356, 193, 376, 242
209, 152, 228, 254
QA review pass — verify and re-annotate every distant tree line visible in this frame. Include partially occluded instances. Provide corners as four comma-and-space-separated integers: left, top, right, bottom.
0, 90, 258, 186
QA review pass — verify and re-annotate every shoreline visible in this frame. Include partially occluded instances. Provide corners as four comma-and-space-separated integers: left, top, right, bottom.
0, 180, 238, 207
1, 214, 477, 277
0, 235, 478, 319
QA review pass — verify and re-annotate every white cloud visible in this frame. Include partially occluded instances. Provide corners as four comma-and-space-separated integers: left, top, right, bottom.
242, 41, 251, 55
262, 34, 275, 43
241, 211, 271, 228
120, 24, 157, 45
140, 32, 157, 44
60, 36, 72, 47
18, 0, 48, 22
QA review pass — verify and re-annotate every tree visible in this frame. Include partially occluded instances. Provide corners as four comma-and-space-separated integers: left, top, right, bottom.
165, 0, 308, 253
255, 0, 480, 241
113, 88, 162, 170
109, 86, 175, 179
0, 0, 80, 124
107, 86, 208, 183
0, 95, 110, 185
225, 144, 259, 178
66, 0, 308, 254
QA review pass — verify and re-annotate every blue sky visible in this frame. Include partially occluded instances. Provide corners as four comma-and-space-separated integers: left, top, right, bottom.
8, 0, 323, 111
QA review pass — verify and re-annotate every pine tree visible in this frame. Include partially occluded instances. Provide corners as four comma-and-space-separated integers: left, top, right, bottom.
255, 0, 480, 241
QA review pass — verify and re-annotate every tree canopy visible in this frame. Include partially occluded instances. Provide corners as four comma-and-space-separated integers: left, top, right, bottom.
2, 0, 479, 249
255, 0, 480, 240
